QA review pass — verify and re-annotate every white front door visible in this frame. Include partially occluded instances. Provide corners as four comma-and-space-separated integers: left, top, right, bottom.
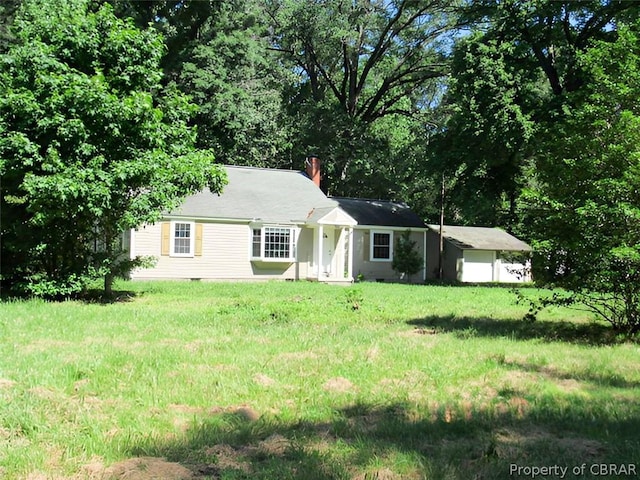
322, 227, 334, 276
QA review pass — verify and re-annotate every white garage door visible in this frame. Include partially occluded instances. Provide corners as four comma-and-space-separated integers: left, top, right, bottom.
462, 250, 495, 283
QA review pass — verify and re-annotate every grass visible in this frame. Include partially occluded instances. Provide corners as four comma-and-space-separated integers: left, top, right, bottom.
0, 281, 639, 479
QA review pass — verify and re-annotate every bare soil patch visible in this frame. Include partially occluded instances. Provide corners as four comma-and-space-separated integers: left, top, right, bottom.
253, 373, 277, 387
323, 376, 356, 393
204, 445, 251, 474
493, 428, 606, 459
255, 433, 291, 456
233, 405, 261, 422
352, 467, 405, 480
0, 378, 16, 389
102, 457, 194, 480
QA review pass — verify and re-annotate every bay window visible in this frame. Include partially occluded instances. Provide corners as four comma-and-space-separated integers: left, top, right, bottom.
250, 226, 296, 261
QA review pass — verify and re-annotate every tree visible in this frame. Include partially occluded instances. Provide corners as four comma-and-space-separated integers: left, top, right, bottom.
430, 32, 537, 227
523, 22, 640, 334
266, 0, 462, 197
432, 0, 639, 229
392, 230, 423, 283
177, 0, 295, 166
107, 0, 296, 169
0, 0, 21, 53
0, 0, 226, 297
461, 0, 637, 97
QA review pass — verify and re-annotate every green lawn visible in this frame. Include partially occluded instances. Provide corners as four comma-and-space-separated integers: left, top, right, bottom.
1, 281, 638, 479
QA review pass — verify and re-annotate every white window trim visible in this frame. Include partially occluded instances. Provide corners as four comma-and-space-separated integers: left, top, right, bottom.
249, 225, 297, 262
170, 220, 195, 257
370, 230, 394, 262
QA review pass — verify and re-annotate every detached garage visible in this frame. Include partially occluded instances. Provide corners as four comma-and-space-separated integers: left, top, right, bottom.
426, 225, 532, 283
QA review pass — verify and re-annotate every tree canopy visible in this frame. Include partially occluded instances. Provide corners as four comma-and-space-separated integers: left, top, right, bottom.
433, 0, 640, 331
264, 0, 460, 196
0, 0, 226, 296
524, 22, 640, 333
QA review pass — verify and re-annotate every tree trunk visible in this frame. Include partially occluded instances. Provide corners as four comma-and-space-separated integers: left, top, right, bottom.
104, 273, 113, 298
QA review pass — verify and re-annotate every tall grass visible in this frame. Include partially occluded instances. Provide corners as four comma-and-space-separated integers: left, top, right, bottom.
0, 281, 638, 479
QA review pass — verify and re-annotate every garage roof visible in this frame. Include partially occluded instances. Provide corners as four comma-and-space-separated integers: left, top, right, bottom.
427, 225, 532, 251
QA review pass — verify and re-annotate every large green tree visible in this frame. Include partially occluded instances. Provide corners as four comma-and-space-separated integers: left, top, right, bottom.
177, 0, 295, 166
266, 0, 461, 197
524, 22, 640, 334
107, 0, 295, 168
433, 0, 638, 228
0, 0, 226, 297
431, 33, 538, 227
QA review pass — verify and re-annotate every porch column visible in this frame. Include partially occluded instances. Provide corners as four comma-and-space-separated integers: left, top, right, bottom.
317, 225, 324, 281
347, 227, 354, 281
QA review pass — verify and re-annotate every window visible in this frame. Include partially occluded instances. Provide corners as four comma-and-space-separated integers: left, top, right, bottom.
264, 227, 291, 259
252, 229, 262, 258
370, 231, 393, 261
171, 221, 194, 257
250, 226, 296, 261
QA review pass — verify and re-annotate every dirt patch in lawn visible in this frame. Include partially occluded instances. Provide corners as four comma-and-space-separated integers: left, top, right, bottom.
79, 456, 108, 479
352, 467, 407, 480
253, 373, 277, 387
75, 433, 291, 480
233, 405, 261, 422
323, 377, 356, 393
204, 445, 251, 474
255, 433, 291, 456
0, 378, 16, 389
77, 456, 194, 480
104, 457, 193, 480
493, 427, 606, 460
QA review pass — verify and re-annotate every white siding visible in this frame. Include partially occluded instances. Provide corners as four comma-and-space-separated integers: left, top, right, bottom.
296, 227, 314, 279
131, 221, 307, 281
497, 260, 532, 283
351, 228, 425, 283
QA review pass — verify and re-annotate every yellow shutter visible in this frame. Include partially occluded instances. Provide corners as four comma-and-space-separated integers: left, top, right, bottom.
161, 222, 170, 256
363, 230, 370, 261
195, 223, 203, 256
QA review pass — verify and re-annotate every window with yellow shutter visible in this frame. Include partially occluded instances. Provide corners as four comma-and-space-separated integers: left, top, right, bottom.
168, 221, 196, 257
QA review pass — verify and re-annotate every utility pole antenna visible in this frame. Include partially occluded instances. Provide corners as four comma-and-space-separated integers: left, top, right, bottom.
438, 172, 445, 281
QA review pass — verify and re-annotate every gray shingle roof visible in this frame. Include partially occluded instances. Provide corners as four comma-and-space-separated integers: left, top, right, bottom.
170, 166, 336, 223
427, 225, 531, 251
333, 197, 426, 228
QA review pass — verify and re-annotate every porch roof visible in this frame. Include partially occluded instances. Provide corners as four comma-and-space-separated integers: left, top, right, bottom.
332, 197, 426, 229
306, 206, 357, 226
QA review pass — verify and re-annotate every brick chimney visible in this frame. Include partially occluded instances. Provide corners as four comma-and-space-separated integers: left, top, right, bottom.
305, 155, 321, 188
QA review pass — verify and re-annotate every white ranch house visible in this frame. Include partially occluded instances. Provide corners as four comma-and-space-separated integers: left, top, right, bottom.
126, 159, 428, 283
